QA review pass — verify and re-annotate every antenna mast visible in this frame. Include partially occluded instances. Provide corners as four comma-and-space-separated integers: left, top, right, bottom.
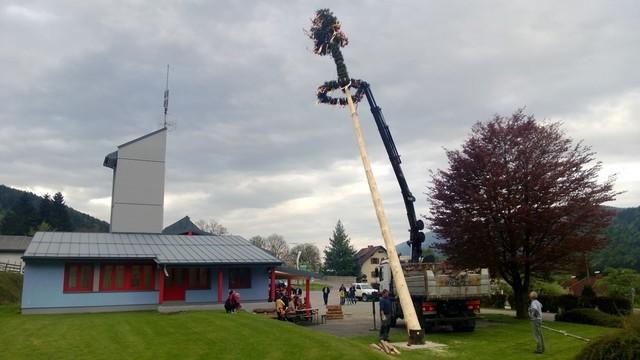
163, 64, 170, 128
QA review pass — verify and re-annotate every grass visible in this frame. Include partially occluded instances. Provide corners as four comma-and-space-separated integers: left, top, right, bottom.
0, 299, 615, 360
0, 272, 22, 304
310, 282, 331, 291
352, 314, 617, 359
0, 305, 386, 360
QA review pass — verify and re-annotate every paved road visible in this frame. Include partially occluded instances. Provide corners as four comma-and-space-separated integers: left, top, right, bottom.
246, 289, 559, 338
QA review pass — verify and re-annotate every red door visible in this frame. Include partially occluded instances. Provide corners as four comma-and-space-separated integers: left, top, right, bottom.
164, 268, 186, 301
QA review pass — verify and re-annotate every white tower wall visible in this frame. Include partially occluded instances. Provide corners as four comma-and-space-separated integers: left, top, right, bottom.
106, 128, 167, 234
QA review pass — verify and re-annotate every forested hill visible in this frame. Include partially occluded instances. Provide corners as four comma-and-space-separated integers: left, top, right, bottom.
0, 185, 109, 233
591, 206, 640, 271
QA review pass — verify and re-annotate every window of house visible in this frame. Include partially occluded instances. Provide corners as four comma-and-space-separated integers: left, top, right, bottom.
188, 268, 210, 289
100, 263, 155, 291
371, 271, 377, 278
229, 268, 251, 289
64, 263, 93, 292
370, 257, 379, 264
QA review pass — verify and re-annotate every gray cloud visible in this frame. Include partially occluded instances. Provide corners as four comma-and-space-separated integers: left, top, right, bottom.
1, 1, 639, 251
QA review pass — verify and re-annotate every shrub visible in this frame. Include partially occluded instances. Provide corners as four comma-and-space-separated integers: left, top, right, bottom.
579, 286, 597, 308
596, 296, 632, 316
576, 315, 640, 360
482, 293, 507, 309
557, 294, 580, 313
0, 272, 23, 304
538, 294, 559, 313
555, 308, 623, 328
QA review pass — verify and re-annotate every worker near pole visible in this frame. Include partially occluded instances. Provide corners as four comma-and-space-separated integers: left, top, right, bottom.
529, 291, 545, 354
379, 289, 392, 341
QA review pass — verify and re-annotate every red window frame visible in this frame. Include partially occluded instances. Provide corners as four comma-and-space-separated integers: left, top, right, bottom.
99, 263, 155, 292
64, 263, 94, 292
229, 268, 252, 289
187, 268, 211, 289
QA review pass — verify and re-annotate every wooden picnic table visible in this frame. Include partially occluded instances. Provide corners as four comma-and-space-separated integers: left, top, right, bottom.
286, 308, 319, 324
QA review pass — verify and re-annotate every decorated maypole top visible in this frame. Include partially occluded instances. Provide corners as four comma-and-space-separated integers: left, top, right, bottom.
306, 9, 366, 106
306, 9, 425, 345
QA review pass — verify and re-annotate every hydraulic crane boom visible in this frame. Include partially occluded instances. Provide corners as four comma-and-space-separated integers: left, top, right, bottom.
360, 81, 426, 263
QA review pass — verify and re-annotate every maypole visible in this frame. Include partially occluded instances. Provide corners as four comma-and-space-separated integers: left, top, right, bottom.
306, 9, 424, 344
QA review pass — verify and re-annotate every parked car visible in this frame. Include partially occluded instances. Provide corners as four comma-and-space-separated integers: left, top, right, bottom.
351, 282, 378, 301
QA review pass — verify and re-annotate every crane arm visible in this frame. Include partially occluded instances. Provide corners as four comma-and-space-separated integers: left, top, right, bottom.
359, 81, 426, 262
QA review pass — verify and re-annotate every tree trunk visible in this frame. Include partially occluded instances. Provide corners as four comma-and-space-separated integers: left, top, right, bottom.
512, 284, 529, 319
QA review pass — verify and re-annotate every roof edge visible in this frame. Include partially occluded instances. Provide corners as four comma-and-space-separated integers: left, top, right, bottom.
117, 127, 167, 148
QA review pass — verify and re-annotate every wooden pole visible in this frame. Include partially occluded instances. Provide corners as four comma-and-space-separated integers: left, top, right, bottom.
343, 86, 424, 344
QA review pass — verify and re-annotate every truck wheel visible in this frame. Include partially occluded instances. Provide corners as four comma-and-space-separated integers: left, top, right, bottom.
423, 322, 434, 333
453, 320, 476, 332
362, 294, 368, 302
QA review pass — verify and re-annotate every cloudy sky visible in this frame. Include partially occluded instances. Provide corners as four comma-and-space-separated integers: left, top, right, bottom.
1, 1, 639, 252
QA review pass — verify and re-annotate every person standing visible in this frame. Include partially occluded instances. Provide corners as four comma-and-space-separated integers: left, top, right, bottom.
379, 289, 392, 341
339, 285, 346, 306
529, 291, 545, 354
322, 285, 331, 305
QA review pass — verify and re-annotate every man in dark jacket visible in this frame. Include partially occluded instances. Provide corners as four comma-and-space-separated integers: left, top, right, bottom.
379, 289, 392, 341
322, 285, 331, 305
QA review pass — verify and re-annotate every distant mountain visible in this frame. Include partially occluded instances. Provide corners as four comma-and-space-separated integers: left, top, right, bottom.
591, 206, 640, 271
395, 231, 442, 257
0, 185, 109, 233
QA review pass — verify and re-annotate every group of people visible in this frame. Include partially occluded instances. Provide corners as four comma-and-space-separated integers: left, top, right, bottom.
272, 282, 308, 321
224, 289, 241, 313
274, 292, 307, 321
338, 284, 357, 305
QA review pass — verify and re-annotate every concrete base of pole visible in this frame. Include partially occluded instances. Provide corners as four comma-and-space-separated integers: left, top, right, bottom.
408, 329, 425, 345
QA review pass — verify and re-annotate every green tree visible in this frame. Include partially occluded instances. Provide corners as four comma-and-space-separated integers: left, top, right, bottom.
288, 243, 322, 272
0, 194, 38, 235
421, 248, 437, 263
49, 192, 72, 232
29, 221, 54, 235
323, 220, 358, 276
596, 268, 640, 305
38, 194, 52, 225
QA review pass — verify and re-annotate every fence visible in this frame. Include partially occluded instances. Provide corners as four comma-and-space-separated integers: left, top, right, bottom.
0, 261, 23, 273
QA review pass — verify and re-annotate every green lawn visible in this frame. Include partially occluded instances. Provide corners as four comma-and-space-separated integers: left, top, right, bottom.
0, 305, 385, 360
310, 282, 331, 291
0, 304, 615, 360
352, 314, 617, 359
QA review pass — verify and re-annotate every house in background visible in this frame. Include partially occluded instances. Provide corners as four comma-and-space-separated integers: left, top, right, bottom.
162, 216, 210, 236
355, 245, 387, 284
21, 128, 283, 314
0, 235, 31, 272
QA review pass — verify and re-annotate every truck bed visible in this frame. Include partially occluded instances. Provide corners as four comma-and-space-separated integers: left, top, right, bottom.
402, 264, 490, 300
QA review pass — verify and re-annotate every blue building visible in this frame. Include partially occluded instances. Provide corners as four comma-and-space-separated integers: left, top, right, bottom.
21, 232, 281, 314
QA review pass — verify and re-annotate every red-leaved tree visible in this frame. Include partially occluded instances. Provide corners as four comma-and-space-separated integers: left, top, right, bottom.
428, 110, 618, 318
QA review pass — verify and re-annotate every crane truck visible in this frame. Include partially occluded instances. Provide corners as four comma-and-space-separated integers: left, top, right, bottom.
359, 81, 490, 332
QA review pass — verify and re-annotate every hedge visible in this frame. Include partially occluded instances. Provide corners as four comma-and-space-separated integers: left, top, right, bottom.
576, 315, 640, 360
555, 308, 623, 328
595, 297, 632, 316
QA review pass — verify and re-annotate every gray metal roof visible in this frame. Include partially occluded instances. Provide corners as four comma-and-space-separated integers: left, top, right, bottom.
0, 235, 32, 252
162, 216, 209, 235
23, 232, 281, 265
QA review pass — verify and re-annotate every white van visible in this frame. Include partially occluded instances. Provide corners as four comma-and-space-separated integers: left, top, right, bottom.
351, 282, 378, 301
